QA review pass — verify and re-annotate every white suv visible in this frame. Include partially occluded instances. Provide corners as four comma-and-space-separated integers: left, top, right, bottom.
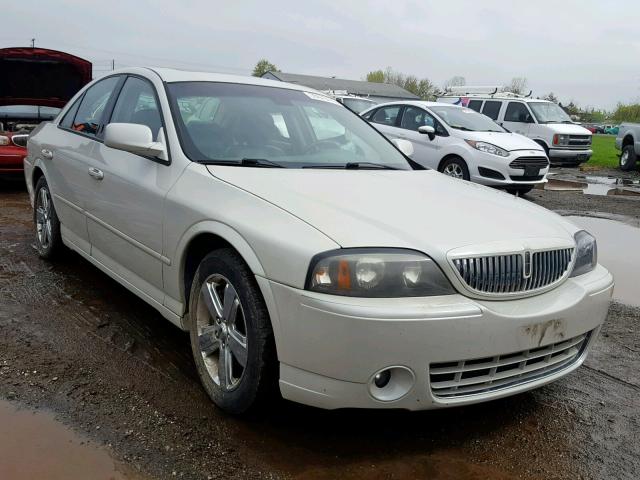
437, 91, 593, 166
361, 101, 549, 194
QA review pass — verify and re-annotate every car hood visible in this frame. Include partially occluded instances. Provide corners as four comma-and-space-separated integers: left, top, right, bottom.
540, 123, 592, 135
0, 48, 92, 108
459, 131, 544, 152
207, 166, 578, 256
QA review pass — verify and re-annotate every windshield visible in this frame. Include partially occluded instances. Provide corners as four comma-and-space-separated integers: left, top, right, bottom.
167, 82, 411, 170
341, 97, 376, 113
529, 102, 573, 123
428, 105, 505, 132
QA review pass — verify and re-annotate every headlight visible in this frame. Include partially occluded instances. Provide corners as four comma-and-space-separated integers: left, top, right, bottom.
306, 248, 455, 297
464, 140, 509, 157
0, 135, 9, 146
553, 134, 570, 146
570, 230, 597, 277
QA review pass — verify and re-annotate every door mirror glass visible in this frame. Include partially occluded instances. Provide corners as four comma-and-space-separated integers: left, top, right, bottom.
418, 125, 436, 140
104, 123, 165, 157
391, 138, 414, 157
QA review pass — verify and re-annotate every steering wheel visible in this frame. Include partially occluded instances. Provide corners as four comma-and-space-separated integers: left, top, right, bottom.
303, 139, 342, 154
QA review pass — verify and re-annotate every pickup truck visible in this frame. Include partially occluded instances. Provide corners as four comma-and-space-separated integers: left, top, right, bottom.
615, 123, 640, 171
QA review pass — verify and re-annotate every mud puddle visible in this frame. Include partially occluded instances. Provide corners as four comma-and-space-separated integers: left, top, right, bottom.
567, 215, 640, 306
0, 399, 145, 480
542, 174, 640, 196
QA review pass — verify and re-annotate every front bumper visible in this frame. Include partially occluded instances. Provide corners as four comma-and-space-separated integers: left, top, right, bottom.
548, 148, 592, 164
271, 264, 613, 410
468, 150, 549, 187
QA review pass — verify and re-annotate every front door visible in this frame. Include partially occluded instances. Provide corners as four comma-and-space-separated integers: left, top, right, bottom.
396, 105, 445, 169
502, 101, 534, 136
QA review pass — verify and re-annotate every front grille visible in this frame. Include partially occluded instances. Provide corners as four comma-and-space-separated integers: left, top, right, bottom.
452, 248, 573, 295
11, 135, 28, 148
429, 331, 591, 398
509, 156, 549, 169
568, 135, 591, 147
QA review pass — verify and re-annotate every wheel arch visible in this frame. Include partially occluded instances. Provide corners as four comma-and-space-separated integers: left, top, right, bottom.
533, 139, 550, 154
437, 153, 467, 172
622, 134, 635, 148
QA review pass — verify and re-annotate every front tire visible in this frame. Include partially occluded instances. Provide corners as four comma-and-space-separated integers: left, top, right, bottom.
187, 248, 277, 414
439, 157, 470, 181
506, 185, 534, 196
34, 177, 63, 259
620, 145, 637, 171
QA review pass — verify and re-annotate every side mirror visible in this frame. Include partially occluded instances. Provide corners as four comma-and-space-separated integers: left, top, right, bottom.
418, 125, 436, 140
104, 123, 165, 157
391, 138, 414, 157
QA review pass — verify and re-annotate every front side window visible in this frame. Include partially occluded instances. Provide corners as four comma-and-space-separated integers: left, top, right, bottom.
371, 105, 400, 126
528, 102, 573, 124
110, 77, 163, 140
167, 83, 412, 169
504, 102, 534, 123
71, 76, 120, 137
481, 101, 502, 120
400, 106, 447, 135
429, 105, 505, 133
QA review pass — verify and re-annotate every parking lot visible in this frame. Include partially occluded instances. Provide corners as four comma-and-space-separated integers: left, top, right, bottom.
1, 167, 639, 480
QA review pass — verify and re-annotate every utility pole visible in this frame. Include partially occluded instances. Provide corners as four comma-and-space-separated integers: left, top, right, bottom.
111, 59, 115, 70
30, 38, 35, 48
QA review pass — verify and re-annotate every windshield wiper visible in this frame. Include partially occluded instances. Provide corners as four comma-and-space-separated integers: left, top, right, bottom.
303, 162, 398, 170
198, 158, 284, 168
450, 125, 474, 131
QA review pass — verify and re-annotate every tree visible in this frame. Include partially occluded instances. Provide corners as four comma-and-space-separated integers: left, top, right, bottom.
416, 78, 441, 101
541, 92, 559, 104
366, 70, 385, 83
506, 77, 528, 95
365, 67, 441, 101
443, 76, 466, 90
252, 59, 278, 77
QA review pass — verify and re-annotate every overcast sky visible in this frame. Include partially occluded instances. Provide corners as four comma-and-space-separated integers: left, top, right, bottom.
2, 0, 638, 110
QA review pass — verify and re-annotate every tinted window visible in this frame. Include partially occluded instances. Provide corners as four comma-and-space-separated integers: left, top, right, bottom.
167, 83, 411, 169
110, 77, 162, 140
371, 105, 400, 126
504, 102, 533, 123
59, 96, 83, 128
468, 100, 483, 112
72, 77, 120, 136
481, 101, 502, 120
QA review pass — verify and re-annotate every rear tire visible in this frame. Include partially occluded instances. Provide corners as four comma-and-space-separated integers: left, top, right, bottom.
620, 145, 637, 172
33, 177, 63, 259
187, 248, 277, 415
439, 157, 470, 181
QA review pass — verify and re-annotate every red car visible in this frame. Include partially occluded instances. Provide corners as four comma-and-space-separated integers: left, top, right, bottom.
0, 47, 91, 178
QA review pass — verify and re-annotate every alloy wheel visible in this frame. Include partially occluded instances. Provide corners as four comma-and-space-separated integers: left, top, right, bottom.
443, 163, 464, 179
621, 150, 629, 167
196, 274, 248, 391
36, 187, 53, 250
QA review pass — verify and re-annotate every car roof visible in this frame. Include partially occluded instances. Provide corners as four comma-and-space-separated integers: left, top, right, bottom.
438, 94, 552, 104
108, 67, 320, 95
360, 100, 463, 114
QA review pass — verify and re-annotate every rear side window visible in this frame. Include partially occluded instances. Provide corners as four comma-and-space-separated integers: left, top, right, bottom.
371, 105, 400, 126
482, 101, 502, 120
504, 102, 533, 123
71, 76, 120, 137
468, 100, 483, 112
110, 77, 163, 141
59, 96, 83, 128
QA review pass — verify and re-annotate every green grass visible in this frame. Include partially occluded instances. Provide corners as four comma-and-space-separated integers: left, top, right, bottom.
587, 134, 619, 168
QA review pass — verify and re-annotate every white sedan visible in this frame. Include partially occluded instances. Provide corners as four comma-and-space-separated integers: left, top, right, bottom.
24, 68, 612, 413
361, 101, 549, 194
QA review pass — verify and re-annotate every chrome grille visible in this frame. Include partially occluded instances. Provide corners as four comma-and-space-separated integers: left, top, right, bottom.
509, 156, 549, 169
11, 134, 28, 148
429, 331, 591, 398
452, 248, 573, 295
568, 135, 591, 147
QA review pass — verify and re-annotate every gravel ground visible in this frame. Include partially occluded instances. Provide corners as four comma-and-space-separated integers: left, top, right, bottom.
1, 169, 639, 480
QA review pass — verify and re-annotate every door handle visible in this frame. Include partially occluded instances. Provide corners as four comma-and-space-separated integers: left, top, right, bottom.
88, 167, 104, 180
41, 149, 53, 160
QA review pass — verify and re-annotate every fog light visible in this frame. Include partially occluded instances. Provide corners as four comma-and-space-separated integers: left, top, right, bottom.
374, 370, 391, 388
368, 366, 415, 402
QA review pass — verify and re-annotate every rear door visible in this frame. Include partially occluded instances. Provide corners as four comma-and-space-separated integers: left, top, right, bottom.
45, 75, 122, 253
84, 75, 175, 305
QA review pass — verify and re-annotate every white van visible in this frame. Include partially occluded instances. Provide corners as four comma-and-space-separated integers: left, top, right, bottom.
437, 89, 592, 166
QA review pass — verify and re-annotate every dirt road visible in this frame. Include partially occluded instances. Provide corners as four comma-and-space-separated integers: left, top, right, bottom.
1, 174, 639, 480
